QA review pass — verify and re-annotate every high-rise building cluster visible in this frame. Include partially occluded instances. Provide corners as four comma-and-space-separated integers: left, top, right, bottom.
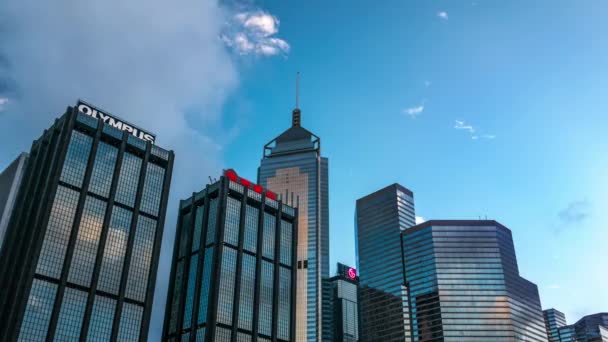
0, 97, 605, 342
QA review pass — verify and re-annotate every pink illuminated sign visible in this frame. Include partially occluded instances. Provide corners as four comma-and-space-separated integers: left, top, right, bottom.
347, 268, 357, 279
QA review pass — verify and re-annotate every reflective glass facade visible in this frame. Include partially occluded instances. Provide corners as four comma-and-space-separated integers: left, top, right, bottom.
258, 111, 329, 342
545, 309, 568, 342
329, 263, 359, 342
572, 312, 608, 342
401, 220, 548, 341
162, 176, 297, 341
0, 102, 174, 342
355, 184, 415, 341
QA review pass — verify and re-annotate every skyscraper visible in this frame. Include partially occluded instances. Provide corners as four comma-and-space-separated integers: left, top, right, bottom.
401, 220, 548, 341
162, 170, 297, 341
572, 313, 608, 341
355, 184, 415, 341
0, 100, 174, 342
258, 104, 329, 341
545, 309, 568, 342
0, 152, 28, 252
328, 263, 359, 342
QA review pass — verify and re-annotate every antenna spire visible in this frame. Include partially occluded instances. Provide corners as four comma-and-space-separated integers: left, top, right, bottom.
292, 72, 301, 127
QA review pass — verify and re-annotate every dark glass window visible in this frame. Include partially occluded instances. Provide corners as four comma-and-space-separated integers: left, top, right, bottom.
217, 247, 237, 325
258, 260, 274, 336
60, 130, 92, 188
86, 295, 116, 341
36, 185, 80, 279
182, 257, 198, 329
280, 220, 292, 266
169, 260, 184, 334
179, 212, 192, 258
18, 279, 57, 341
192, 205, 204, 252
54, 287, 87, 340
125, 216, 157, 302
98, 206, 132, 294
117, 303, 143, 341
238, 254, 256, 331
243, 205, 259, 253
223, 197, 241, 246
195, 327, 206, 342
88, 142, 118, 198
237, 332, 252, 342
68, 196, 107, 287
114, 152, 142, 207
197, 247, 214, 325
215, 327, 231, 342
140, 162, 165, 216
262, 213, 276, 260
277, 267, 291, 340
205, 198, 218, 246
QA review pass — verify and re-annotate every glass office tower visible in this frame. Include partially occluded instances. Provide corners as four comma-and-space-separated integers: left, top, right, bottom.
162, 170, 297, 342
545, 309, 568, 342
0, 152, 28, 252
328, 263, 359, 342
559, 325, 576, 342
355, 184, 415, 341
258, 107, 329, 342
0, 100, 174, 342
401, 220, 548, 342
572, 313, 608, 341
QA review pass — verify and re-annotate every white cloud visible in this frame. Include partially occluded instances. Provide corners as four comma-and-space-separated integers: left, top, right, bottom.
438, 11, 449, 20
223, 10, 290, 56
404, 105, 424, 118
415, 216, 426, 225
0, 97, 7, 111
481, 134, 496, 139
454, 120, 475, 133
548, 284, 561, 289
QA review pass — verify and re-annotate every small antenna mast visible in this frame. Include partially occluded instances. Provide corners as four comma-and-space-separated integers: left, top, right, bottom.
296, 72, 300, 109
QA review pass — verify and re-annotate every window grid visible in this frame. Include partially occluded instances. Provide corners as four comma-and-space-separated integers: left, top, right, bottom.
243, 205, 259, 253
18, 280, 57, 342
280, 220, 292, 266
98, 206, 132, 294
117, 303, 143, 341
86, 295, 116, 341
182, 257, 198, 329
215, 327, 232, 342
192, 205, 204, 252
237, 332, 252, 342
195, 327, 206, 342
217, 247, 237, 325
68, 196, 107, 287
54, 287, 88, 341
238, 254, 256, 331
178, 212, 192, 259
60, 130, 92, 188
140, 163, 165, 216
205, 198, 218, 246
125, 216, 157, 302
36, 186, 80, 279
114, 152, 142, 208
88, 142, 118, 198
197, 247, 214, 325
262, 213, 276, 260
277, 267, 291, 340
258, 261, 274, 337
223, 197, 241, 246
169, 260, 185, 334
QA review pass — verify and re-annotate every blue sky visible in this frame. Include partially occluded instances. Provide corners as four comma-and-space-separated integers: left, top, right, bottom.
1, 0, 607, 339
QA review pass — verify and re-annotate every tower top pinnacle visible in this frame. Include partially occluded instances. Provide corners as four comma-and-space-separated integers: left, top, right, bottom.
292, 72, 301, 127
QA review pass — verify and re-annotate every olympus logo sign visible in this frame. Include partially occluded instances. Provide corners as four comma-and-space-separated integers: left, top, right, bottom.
77, 101, 156, 144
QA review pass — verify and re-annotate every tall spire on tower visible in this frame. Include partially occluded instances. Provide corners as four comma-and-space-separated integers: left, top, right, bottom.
292, 72, 301, 127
